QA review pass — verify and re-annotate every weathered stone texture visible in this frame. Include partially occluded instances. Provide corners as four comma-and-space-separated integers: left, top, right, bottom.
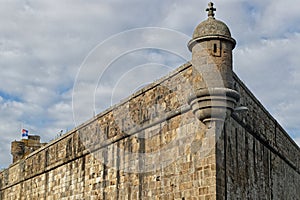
0, 62, 299, 200
1, 4, 300, 197
11, 135, 47, 163
0, 63, 219, 199
215, 74, 300, 199
0, 62, 299, 199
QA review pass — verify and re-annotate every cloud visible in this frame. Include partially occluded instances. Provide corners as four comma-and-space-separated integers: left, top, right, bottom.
235, 33, 300, 136
0, 0, 299, 169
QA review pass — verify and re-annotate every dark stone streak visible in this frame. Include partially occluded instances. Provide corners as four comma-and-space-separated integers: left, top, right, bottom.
235, 128, 239, 184
116, 142, 120, 200
127, 140, 131, 200
253, 139, 256, 182
82, 156, 86, 197
18, 182, 23, 200
224, 124, 228, 200
138, 132, 145, 200
44, 172, 48, 199
102, 149, 108, 200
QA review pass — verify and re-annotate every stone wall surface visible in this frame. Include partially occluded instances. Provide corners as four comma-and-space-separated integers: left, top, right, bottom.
216, 74, 300, 199
0, 63, 299, 200
0, 63, 218, 200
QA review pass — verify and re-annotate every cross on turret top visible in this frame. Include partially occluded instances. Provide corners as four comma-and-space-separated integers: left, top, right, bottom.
206, 2, 216, 18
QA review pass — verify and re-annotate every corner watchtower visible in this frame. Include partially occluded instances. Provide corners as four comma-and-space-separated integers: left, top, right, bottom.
188, 2, 239, 125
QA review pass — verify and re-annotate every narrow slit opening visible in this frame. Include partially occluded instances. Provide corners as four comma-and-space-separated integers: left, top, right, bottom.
213, 43, 217, 53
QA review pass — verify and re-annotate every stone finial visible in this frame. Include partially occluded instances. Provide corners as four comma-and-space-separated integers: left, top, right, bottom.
206, 2, 216, 18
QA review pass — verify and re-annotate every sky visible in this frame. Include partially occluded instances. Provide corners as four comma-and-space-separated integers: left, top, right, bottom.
0, 0, 299, 169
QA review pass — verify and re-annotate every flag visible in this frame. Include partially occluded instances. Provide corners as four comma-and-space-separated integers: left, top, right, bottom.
21, 129, 29, 137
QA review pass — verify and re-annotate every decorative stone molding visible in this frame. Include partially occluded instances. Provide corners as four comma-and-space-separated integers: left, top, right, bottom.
188, 87, 240, 124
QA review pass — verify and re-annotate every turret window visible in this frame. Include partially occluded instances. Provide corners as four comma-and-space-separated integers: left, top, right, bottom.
213, 43, 217, 53
211, 41, 221, 57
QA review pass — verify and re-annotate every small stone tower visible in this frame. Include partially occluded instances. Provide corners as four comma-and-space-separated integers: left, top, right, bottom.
188, 2, 239, 125
11, 135, 47, 163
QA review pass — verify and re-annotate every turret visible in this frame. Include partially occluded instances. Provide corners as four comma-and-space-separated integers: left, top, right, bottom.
188, 2, 240, 126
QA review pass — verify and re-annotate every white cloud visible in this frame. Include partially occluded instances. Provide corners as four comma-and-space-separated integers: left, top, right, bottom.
235, 33, 300, 136
0, 0, 299, 168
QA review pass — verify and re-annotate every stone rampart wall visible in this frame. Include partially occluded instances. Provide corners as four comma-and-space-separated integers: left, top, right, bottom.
0, 63, 218, 200
0, 64, 299, 200
216, 74, 300, 199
